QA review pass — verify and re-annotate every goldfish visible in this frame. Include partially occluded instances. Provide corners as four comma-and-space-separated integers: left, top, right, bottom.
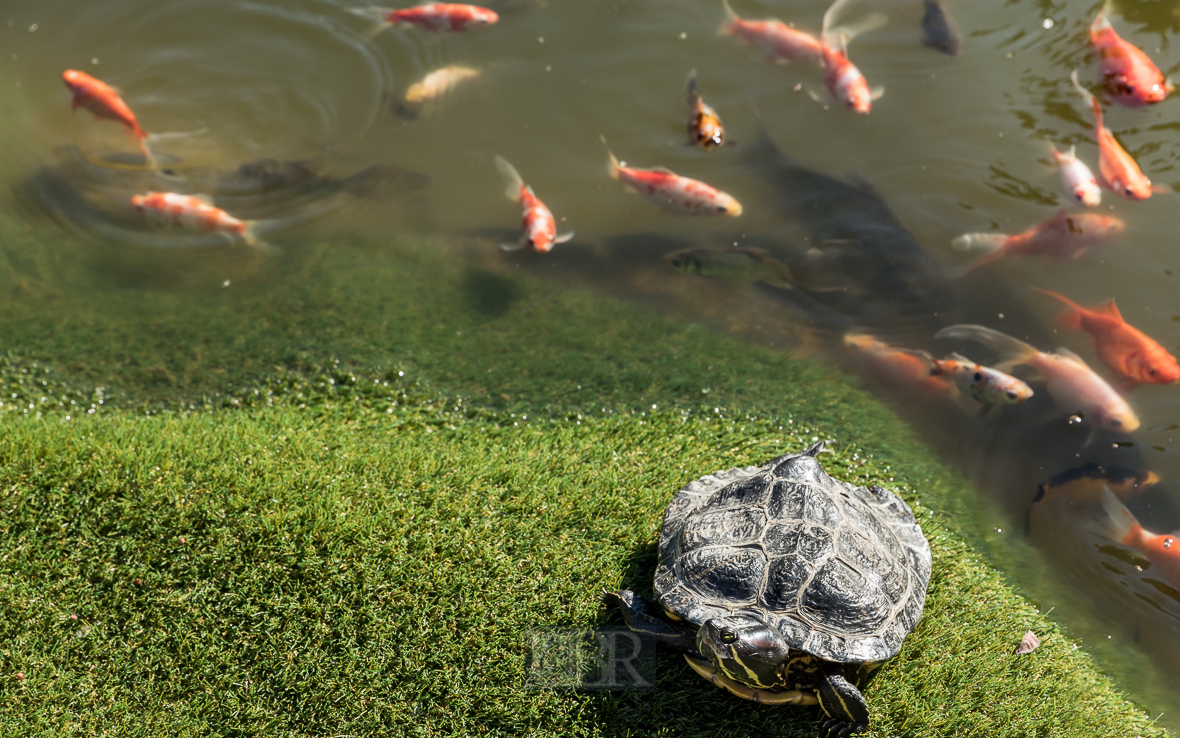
819, 0, 883, 114
843, 333, 954, 397
719, 0, 822, 64
601, 136, 742, 216
930, 353, 1034, 405
686, 71, 725, 150
1035, 288, 1180, 388
935, 324, 1139, 432
1090, 487, 1180, 591
355, 3, 498, 34
1090, 0, 1172, 107
665, 246, 791, 286
493, 156, 572, 253
1070, 69, 1163, 200
921, 0, 961, 56
951, 209, 1124, 272
1050, 145, 1101, 208
62, 69, 153, 166
131, 192, 264, 249
397, 65, 480, 117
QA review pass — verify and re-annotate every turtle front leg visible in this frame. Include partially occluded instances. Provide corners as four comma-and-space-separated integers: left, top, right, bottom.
601, 590, 697, 652
815, 664, 870, 737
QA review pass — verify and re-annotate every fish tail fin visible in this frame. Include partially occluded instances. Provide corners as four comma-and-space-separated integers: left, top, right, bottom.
349, 7, 393, 37
493, 155, 525, 202
720, 0, 739, 33
241, 223, 279, 254
1091, 0, 1113, 34
1086, 486, 1138, 544
686, 69, 701, 104
934, 324, 1040, 365
952, 232, 1008, 252
828, 12, 888, 46
1070, 69, 1102, 123
600, 135, 621, 180
1032, 288, 1083, 330
136, 131, 157, 170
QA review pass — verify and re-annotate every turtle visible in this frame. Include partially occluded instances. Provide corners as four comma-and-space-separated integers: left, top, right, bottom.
603, 442, 931, 736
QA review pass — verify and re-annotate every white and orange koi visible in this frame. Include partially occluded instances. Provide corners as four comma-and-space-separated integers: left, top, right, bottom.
936, 324, 1139, 432
686, 71, 725, 150
1090, 487, 1180, 591
355, 3, 498, 34
720, 0, 823, 64
494, 156, 572, 254
1050, 145, 1101, 207
131, 192, 264, 248
62, 69, 154, 166
819, 0, 883, 114
404, 65, 480, 106
930, 353, 1034, 405
952, 209, 1124, 272
1071, 69, 1164, 200
601, 136, 742, 216
843, 333, 954, 398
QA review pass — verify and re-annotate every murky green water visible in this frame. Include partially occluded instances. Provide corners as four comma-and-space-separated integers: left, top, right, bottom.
5, 0, 1180, 725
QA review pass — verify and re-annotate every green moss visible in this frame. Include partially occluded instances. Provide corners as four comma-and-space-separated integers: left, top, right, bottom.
0, 209, 1167, 736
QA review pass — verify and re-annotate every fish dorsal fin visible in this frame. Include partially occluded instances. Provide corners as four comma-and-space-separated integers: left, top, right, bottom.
814, 238, 860, 250
1087, 298, 1122, 320
948, 352, 972, 363
732, 246, 775, 262
651, 166, 677, 175
191, 193, 215, 206
1054, 346, 1090, 366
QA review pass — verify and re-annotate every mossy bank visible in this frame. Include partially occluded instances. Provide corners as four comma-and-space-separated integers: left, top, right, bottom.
0, 214, 1167, 736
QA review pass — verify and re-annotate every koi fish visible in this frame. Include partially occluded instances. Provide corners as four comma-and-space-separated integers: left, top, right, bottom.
355, 3, 498, 34
843, 334, 954, 397
921, 0, 961, 56
397, 65, 480, 117
935, 324, 1139, 432
930, 353, 1034, 405
1090, 487, 1180, 591
1070, 69, 1162, 200
819, 0, 883, 114
601, 136, 742, 216
951, 209, 1124, 272
686, 71, 725, 150
62, 69, 153, 166
1035, 288, 1180, 388
665, 247, 790, 285
131, 192, 265, 249
493, 156, 572, 254
1033, 462, 1158, 506
1050, 145, 1101, 208
1090, 0, 1172, 107
719, 0, 822, 64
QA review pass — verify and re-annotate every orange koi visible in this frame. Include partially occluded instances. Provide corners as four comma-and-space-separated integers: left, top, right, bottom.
686, 71, 725, 150
1090, 0, 1172, 107
601, 137, 742, 216
131, 192, 263, 248
1035, 288, 1180, 388
819, 0, 883, 114
1070, 69, 1162, 200
951, 209, 1124, 272
493, 156, 572, 254
1091, 487, 1180, 591
62, 69, 153, 165
358, 3, 498, 33
720, 0, 822, 64
1050, 145, 1101, 208
843, 334, 954, 397
936, 324, 1139, 432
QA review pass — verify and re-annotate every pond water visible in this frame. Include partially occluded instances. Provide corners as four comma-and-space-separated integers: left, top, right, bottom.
4, 0, 1180, 726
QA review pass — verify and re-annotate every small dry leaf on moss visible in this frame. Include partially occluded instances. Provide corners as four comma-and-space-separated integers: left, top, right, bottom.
1014, 630, 1041, 655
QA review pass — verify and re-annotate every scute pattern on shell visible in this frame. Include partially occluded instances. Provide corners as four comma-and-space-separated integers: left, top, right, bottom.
655, 448, 932, 664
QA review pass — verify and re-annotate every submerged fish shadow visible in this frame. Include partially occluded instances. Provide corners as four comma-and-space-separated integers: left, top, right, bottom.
461, 267, 523, 318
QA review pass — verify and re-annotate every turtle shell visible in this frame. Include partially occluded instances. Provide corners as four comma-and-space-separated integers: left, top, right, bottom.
654, 445, 932, 664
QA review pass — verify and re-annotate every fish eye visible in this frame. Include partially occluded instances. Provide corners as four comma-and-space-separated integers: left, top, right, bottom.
1150, 369, 1159, 376
720, 629, 737, 644
1125, 186, 1134, 196
973, 372, 983, 382
1111, 419, 1123, 427
1006, 391, 1017, 399
716, 206, 728, 213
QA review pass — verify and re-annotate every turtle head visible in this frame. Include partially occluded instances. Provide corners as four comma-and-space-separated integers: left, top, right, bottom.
697, 615, 791, 690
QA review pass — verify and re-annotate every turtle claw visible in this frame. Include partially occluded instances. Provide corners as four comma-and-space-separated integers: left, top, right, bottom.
822, 719, 868, 737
